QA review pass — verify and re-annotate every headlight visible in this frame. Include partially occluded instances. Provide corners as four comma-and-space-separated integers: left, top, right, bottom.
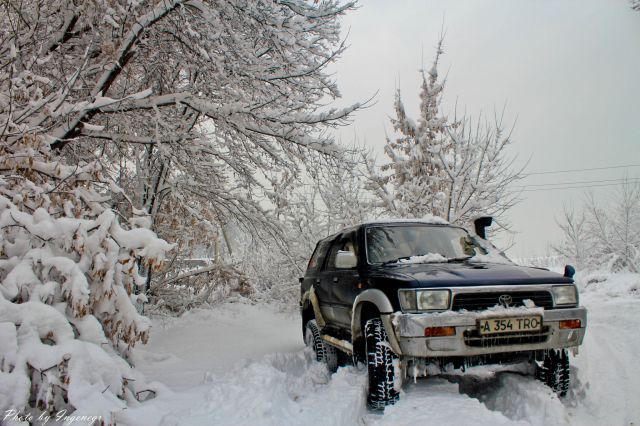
398, 289, 450, 311
551, 285, 578, 306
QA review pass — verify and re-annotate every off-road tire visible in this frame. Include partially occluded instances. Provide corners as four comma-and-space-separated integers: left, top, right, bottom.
365, 318, 400, 410
536, 349, 570, 396
305, 319, 338, 372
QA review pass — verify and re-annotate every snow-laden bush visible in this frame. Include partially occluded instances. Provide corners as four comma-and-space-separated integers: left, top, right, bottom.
0, 136, 172, 422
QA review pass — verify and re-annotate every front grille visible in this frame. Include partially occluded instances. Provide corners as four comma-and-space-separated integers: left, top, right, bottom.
463, 328, 550, 347
451, 291, 553, 311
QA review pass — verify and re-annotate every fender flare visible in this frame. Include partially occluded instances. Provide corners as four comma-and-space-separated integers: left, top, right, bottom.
351, 289, 398, 349
301, 286, 326, 328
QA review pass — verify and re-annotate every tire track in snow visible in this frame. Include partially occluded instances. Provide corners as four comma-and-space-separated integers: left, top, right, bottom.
364, 377, 528, 426
121, 296, 640, 425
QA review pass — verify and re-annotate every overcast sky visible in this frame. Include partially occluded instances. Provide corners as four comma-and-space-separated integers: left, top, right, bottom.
330, 0, 640, 258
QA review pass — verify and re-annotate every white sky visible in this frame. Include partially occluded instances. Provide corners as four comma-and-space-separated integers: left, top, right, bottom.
330, 0, 640, 258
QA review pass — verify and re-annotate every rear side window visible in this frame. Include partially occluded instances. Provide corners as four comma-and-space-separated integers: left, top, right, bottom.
306, 240, 331, 273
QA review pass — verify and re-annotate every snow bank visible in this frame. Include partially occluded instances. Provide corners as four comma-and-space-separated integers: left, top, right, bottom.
577, 271, 640, 300
118, 349, 368, 426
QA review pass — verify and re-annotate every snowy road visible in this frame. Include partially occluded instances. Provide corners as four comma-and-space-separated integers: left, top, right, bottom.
121, 275, 640, 426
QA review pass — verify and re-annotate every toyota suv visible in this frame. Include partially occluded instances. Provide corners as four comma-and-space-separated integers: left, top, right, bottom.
299, 217, 587, 409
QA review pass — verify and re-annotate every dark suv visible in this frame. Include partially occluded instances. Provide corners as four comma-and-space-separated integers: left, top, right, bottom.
299, 218, 587, 409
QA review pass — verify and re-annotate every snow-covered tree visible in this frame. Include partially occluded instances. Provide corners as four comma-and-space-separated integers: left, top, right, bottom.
555, 180, 640, 273
585, 181, 640, 272
1, 0, 360, 305
311, 149, 374, 231
367, 39, 522, 228
0, 136, 171, 420
367, 39, 449, 219
441, 109, 522, 226
553, 206, 589, 269
2, 0, 357, 150
213, 148, 376, 308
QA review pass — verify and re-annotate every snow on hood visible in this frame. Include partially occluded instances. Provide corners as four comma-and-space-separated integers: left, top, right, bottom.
469, 252, 514, 265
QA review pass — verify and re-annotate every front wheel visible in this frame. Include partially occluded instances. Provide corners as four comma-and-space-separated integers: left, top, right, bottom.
364, 318, 400, 410
305, 319, 338, 372
535, 349, 570, 396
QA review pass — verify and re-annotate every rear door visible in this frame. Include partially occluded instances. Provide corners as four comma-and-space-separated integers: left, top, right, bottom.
301, 238, 331, 300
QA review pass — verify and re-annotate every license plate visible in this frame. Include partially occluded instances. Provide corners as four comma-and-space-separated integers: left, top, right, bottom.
478, 316, 542, 335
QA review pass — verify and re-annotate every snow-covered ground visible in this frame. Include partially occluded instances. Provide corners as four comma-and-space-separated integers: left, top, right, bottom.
120, 273, 640, 426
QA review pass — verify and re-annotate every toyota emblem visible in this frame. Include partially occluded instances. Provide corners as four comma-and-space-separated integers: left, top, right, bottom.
498, 294, 513, 308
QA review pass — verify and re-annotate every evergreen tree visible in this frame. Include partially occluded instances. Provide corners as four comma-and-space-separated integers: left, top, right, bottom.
368, 39, 522, 228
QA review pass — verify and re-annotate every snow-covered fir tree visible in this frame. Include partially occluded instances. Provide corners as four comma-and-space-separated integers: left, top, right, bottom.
368, 39, 450, 219
368, 39, 522, 228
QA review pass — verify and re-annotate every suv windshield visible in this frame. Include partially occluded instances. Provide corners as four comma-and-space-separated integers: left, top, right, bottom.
365, 225, 486, 264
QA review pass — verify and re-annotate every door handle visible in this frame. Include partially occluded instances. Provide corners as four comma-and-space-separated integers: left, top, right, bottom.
332, 277, 339, 283
315, 279, 320, 284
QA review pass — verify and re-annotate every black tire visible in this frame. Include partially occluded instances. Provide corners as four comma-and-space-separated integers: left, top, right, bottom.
305, 319, 338, 372
536, 349, 570, 396
365, 318, 400, 410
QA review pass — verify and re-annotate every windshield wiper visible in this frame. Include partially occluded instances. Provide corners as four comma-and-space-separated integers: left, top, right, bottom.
447, 256, 472, 263
380, 256, 411, 266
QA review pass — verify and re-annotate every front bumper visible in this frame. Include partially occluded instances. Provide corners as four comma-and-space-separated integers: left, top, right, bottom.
385, 307, 587, 358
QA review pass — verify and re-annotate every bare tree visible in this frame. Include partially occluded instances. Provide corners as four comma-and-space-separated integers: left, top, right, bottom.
553, 206, 589, 269
555, 179, 640, 272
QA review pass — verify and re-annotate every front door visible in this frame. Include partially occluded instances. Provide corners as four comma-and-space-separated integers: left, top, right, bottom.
318, 231, 360, 329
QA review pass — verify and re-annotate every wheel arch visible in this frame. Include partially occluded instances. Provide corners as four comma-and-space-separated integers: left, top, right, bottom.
301, 287, 326, 332
351, 289, 394, 358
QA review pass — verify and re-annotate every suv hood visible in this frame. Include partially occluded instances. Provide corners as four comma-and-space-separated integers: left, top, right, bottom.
375, 261, 572, 287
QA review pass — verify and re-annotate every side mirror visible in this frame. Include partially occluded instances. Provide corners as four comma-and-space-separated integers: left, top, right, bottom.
474, 216, 493, 239
335, 250, 357, 269
298, 277, 304, 284
564, 265, 576, 279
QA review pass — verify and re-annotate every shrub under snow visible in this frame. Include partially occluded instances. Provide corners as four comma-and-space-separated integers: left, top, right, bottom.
0, 137, 172, 422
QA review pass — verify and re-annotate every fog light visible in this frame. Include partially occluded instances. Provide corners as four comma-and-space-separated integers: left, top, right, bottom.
559, 319, 581, 329
424, 326, 456, 337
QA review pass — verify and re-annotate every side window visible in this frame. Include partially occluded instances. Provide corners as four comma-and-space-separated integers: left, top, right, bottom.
326, 232, 358, 270
307, 240, 331, 273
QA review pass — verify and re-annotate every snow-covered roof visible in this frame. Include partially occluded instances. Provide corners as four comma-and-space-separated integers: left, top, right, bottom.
360, 215, 450, 226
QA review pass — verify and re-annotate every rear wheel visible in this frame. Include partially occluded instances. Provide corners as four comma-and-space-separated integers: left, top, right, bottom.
536, 349, 570, 396
365, 318, 400, 410
305, 319, 338, 372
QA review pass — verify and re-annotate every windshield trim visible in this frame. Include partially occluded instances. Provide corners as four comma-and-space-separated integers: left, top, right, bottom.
363, 223, 473, 266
